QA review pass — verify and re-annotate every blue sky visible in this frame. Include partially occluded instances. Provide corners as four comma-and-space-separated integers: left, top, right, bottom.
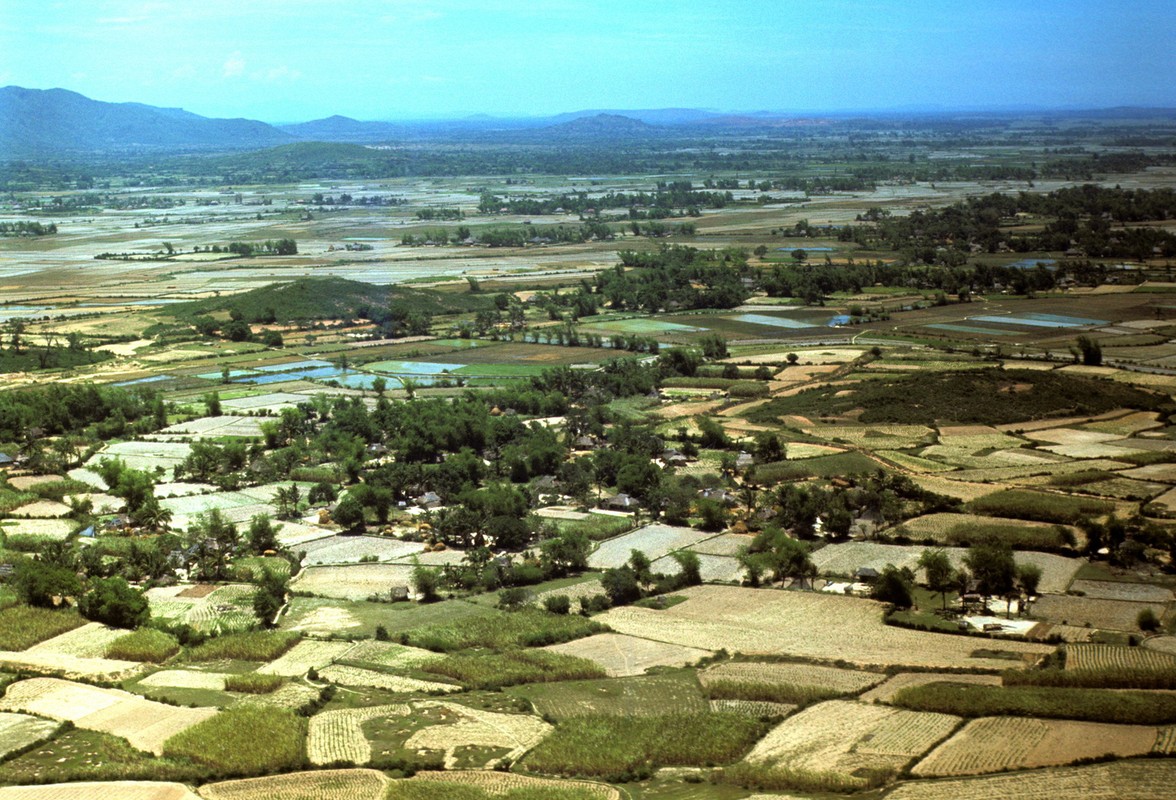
1, 0, 1173, 121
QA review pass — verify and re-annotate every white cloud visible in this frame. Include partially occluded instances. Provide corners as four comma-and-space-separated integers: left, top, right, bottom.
222, 52, 246, 78
261, 65, 303, 82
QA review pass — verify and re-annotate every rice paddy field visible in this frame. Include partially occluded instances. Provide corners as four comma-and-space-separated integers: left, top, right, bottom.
911, 716, 1161, 776
595, 585, 1051, 670
886, 759, 1176, 800
743, 700, 961, 787
0, 678, 216, 755
8, 138, 1176, 800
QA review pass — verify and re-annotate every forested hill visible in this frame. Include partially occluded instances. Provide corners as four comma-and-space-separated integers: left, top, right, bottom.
0, 86, 293, 155
164, 277, 492, 325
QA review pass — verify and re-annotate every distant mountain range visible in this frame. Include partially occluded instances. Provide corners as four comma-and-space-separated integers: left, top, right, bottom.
0, 86, 294, 155
2, 85, 1175, 158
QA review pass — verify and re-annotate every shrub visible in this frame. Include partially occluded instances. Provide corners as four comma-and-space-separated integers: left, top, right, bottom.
106, 627, 180, 662
1139, 608, 1161, 632
543, 595, 571, 615
224, 673, 285, 694
79, 576, 150, 629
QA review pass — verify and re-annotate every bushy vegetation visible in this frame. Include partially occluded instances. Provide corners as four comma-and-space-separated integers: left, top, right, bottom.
892, 681, 1176, 724
523, 712, 768, 780
0, 728, 208, 786
106, 627, 180, 662
748, 369, 1168, 426
223, 673, 285, 694
185, 630, 300, 662
0, 605, 84, 650
715, 761, 893, 793
162, 706, 306, 776
967, 489, 1114, 525
419, 649, 605, 689
1003, 667, 1176, 691
402, 608, 606, 652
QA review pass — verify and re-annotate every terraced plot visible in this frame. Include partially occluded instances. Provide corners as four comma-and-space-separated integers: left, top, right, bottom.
1065, 643, 1176, 672
745, 700, 960, 785
887, 759, 1176, 800
546, 632, 712, 677
0, 712, 60, 760
588, 524, 714, 569
596, 585, 1051, 670
0, 783, 201, 800
0, 677, 216, 755
199, 769, 390, 800
912, 717, 1158, 776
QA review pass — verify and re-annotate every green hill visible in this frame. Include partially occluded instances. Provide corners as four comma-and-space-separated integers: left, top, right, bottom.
165, 277, 490, 324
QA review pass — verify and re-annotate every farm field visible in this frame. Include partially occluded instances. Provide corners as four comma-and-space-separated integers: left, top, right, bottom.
0, 677, 216, 755
912, 716, 1161, 776
587, 524, 716, 570
3, 97, 1176, 800
887, 758, 1176, 800
1032, 594, 1171, 631
0, 783, 202, 800
0, 713, 60, 761
860, 672, 1003, 704
810, 541, 1083, 594
597, 585, 1051, 669
509, 670, 708, 719
545, 632, 712, 677
289, 563, 417, 600
299, 534, 426, 565
198, 769, 390, 800
743, 699, 960, 786
698, 660, 885, 699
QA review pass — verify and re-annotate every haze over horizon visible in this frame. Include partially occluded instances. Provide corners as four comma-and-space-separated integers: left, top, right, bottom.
1, 0, 1174, 123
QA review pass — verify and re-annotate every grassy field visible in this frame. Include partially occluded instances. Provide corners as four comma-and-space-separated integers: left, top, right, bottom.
163, 706, 306, 776
508, 670, 708, 719
523, 712, 767, 779
186, 630, 301, 662
418, 649, 606, 689
402, 608, 605, 651
106, 628, 181, 663
892, 682, 1176, 725
0, 606, 85, 651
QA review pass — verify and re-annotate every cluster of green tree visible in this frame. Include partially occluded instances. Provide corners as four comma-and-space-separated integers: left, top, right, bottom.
217, 238, 297, 256
594, 245, 751, 312
875, 542, 1041, 616
478, 183, 733, 217
626, 220, 696, 237
168, 277, 489, 330
759, 254, 1063, 300
415, 207, 464, 220
0, 221, 57, 236
599, 549, 703, 607
310, 192, 405, 206
14, 192, 184, 211
844, 186, 1176, 261
0, 382, 161, 441
403, 221, 615, 248
749, 368, 1171, 427
0, 323, 112, 373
